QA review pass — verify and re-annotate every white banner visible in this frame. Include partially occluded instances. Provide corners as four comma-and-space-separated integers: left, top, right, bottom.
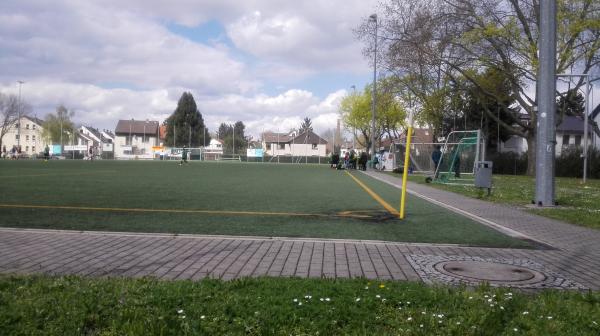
64, 145, 87, 151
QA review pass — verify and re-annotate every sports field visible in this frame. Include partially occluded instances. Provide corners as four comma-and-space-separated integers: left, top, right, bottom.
0, 160, 529, 247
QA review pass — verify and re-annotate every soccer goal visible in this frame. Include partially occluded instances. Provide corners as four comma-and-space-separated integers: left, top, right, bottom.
166, 147, 204, 161
390, 130, 485, 185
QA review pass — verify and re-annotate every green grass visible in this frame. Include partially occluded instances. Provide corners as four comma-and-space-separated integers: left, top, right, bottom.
396, 173, 600, 230
0, 160, 530, 247
0, 275, 598, 335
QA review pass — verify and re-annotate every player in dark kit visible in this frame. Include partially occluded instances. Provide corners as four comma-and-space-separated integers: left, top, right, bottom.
179, 146, 189, 165
44, 145, 50, 161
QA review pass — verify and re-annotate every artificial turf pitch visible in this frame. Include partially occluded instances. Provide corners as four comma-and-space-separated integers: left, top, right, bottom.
0, 160, 529, 248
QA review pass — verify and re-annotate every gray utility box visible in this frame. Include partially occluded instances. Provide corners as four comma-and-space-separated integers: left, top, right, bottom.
475, 161, 493, 188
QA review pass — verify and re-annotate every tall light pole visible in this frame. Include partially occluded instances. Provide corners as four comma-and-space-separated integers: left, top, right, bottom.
351, 85, 356, 149
369, 14, 378, 157
535, 0, 556, 207
17, 81, 24, 148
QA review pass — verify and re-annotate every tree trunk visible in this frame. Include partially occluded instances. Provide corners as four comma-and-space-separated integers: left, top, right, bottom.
526, 134, 536, 176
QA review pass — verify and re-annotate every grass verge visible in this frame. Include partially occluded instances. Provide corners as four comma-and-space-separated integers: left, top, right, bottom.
394, 173, 600, 230
0, 275, 598, 335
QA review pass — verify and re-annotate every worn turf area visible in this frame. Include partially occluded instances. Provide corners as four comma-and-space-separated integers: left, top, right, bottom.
0, 160, 530, 247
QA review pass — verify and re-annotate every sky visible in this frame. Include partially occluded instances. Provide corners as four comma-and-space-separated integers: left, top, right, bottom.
0, 0, 380, 138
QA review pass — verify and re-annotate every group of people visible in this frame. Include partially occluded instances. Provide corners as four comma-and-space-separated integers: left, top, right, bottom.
1, 145, 21, 160
330, 150, 369, 171
1, 145, 52, 161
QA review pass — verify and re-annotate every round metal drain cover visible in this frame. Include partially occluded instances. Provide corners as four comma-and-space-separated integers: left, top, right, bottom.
434, 260, 546, 285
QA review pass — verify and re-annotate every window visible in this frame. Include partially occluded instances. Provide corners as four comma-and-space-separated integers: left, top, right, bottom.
574, 135, 581, 146
279, 143, 285, 150
266, 143, 271, 150
26, 135, 29, 141
15, 123, 19, 129
32, 125, 36, 130
26, 146, 29, 152
26, 124, 29, 129
312, 143, 318, 150
32, 146, 35, 153
126, 136, 132, 145
32, 135, 36, 141
15, 134, 19, 140
562, 135, 570, 146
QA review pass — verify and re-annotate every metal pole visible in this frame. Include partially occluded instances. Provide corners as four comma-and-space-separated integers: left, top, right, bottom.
370, 14, 378, 157
232, 124, 235, 156
188, 124, 191, 148
583, 77, 589, 183
17, 81, 24, 148
535, 0, 556, 207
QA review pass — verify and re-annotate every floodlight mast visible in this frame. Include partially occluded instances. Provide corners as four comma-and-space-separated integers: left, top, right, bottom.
17, 81, 24, 148
535, 0, 556, 207
369, 13, 378, 158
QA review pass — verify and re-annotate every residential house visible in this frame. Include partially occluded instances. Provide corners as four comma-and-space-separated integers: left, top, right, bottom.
114, 119, 159, 159
500, 114, 596, 156
262, 130, 327, 157
79, 125, 114, 157
1, 115, 49, 158
204, 138, 224, 160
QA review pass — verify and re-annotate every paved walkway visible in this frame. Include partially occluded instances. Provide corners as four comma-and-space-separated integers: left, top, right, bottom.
0, 171, 598, 290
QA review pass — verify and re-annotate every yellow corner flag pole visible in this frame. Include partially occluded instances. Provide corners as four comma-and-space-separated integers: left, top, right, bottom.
400, 112, 414, 219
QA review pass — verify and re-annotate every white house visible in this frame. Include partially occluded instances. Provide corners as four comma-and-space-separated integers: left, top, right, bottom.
262, 130, 327, 157
1, 115, 49, 158
500, 114, 597, 156
114, 119, 159, 159
79, 125, 114, 157
203, 138, 224, 160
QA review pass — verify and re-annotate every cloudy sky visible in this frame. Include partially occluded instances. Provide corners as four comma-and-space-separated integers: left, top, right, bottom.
0, 0, 379, 138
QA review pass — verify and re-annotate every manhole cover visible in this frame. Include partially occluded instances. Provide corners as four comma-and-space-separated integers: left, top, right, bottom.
434, 260, 545, 285
407, 255, 586, 289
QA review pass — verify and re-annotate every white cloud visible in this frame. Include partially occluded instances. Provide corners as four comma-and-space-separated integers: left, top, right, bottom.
0, 0, 378, 139
0, 81, 347, 138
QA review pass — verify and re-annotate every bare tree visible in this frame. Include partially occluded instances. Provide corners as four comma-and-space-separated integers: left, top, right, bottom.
358, 0, 600, 174
0, 93, 22, 150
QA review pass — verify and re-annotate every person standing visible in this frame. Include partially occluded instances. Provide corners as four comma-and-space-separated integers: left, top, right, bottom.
431, 145, 442, 178
1, 145, 6, 159
179, 146, 188, 165
44, 145, 50, 161
452, 148, 461, 178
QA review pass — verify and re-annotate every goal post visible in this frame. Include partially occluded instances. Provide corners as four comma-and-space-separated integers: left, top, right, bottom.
391, 130, 484, 185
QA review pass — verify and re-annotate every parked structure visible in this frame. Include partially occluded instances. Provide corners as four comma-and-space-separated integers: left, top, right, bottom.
114, 119, 159, 159
262, 130, 327, 157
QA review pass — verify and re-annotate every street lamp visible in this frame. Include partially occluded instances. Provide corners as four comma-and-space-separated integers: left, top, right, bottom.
17, 81, 24, 148
369, 14, 378, 157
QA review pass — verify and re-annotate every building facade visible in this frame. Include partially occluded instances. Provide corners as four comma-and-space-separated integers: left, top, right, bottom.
262, 130, 327, 157
1, 116, 49, 158
114, 119, 159, 159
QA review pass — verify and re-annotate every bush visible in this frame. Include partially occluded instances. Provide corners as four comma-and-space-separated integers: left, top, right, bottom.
489, 152, 528, 175
555, 147, 600, 179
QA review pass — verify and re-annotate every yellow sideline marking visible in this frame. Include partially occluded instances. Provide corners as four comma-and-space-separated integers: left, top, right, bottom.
0, 170, 117, 179
345, 171, 399, 216
0, 204, 333, 218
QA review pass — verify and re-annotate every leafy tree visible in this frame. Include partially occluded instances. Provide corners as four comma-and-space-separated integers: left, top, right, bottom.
42, 105, 75, 146
299, 117, 313, 133
339, 81, 405, 153
164, 92, 210, 147
557, 88, 585, 117
358, 0, 600, 174
217, 121, 247, 155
